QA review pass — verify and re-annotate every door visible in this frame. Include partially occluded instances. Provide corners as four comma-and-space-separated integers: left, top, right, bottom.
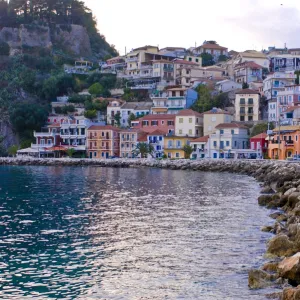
106, 152, 109, 158
89, 152, 93, 159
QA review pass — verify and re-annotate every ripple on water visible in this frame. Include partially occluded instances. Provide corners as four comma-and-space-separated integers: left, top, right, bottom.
0, 166, 274, 299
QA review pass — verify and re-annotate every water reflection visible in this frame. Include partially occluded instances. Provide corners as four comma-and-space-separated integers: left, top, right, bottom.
0, 166, 273, 299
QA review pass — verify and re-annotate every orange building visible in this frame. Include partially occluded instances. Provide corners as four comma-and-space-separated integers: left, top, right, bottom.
268, 125, 300, 160
87, 125, 121, 159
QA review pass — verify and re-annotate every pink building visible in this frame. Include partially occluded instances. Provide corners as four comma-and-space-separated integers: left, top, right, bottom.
131, 114, 175, 133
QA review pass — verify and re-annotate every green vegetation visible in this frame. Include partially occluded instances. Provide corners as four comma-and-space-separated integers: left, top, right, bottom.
0, 41, 10, 55
66, 148, 75, 158
200, 53, 215, 66
84, 109, 97, 120
114, 112, 121, 127
88, 82, 104, 96
7, 145, 18, 157
251, 123, 274, 137
132, 143, 154, 158
295, 71, 300, 85
182, 145, 194, 159
242, 82, 249, 89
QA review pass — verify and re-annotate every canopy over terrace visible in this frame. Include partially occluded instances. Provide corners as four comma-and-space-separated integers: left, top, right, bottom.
17, 147, 39, 157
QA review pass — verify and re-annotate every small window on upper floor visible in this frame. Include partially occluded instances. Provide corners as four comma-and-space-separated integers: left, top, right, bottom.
189, 57, 192, 61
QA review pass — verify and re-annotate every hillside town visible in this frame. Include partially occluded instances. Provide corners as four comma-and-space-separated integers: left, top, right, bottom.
18, 41, 300, 161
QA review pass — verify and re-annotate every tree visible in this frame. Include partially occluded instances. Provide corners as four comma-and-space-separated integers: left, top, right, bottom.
84, 109, 97, 119
128, 113, 136, 127
192, 84, 213, 113
250, 123, 274, 137
8, 145, 18, 157
42, 76, 59, 100
132, 142, 154, 158
66, 148, 75, 158
114, 111, 121, 127
218, 55, 228, 62
0, 41, 10, 56
200, 52, 215, 66
88, 82, 103, 95
182, 144, 193, 159
242, 82, 249, 89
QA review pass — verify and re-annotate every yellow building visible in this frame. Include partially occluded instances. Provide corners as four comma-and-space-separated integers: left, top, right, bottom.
175, 109, 203, 137
203, 108, 233, 136
164, 136, 190, 159
87, 125, 120, 159
235, 89, 260, 122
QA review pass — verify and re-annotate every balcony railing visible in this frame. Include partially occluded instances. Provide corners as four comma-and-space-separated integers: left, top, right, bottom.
31, 143, 54, 149
140, 64, 153, 70
286, 140, 294, 145
126, 57, 138, 62
34, 131, 55, 137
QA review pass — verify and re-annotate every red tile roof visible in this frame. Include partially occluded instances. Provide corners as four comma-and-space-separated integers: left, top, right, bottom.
203, 108, 232, 115
173, 60, 198, 66
215, 123, 248, 129
235, 88, 260, 95
199, 43, 227, 50
148, 129, 168, 136
235, 61, 263, 69
192, 135, 209, 143
284, 106, 298, 113
88, 125, 121, 131
137, 132, 148, 142
177, 109, 203, 117
138, 114, 176, 120
250, 133, 267, 139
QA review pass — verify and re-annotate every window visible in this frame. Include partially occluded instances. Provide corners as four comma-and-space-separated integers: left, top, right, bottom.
176, 153, 180, 158
167, 121, 174, 126
151, 121, 158, 126
179, 129, 183, 134
159, 136, 162, 141
196, 58, 199, 63
101, 152, 105, 157
189, 129, 192, 135
213, 141, 217, 147
240, 98, 245, 104
168, 141, 173, 148
179, 118, 183, 123
296, 136, 298, 142
248, 116, 253, 121
47, 139, 52, 145
248, 98, 254, 105
220, 129, 224, 134
212, 116, 216, 122
226, 141, 230, 147
176, 140, 181, 148
168, 153, 171, 158
161, 121, 164, 125
189, 57, 192, 61
189, 118, 192, 123
40, 139, 45, 145
240, 116, 245, 121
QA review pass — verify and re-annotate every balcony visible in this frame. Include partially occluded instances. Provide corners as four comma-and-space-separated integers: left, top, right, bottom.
31, 143, 54, 149
140, 64, 153, 70
34, 131, 55, 137
165, 145, 182, 150
163, 76, 174, 81
285, 140, 294, 145
126, 57, 138, 62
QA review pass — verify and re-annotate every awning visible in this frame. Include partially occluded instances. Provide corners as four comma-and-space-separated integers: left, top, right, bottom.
45, 146, 67, 151
17, 148, 39, 154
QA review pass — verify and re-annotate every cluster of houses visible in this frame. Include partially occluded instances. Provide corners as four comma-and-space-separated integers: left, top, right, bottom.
17, 42, 300, 160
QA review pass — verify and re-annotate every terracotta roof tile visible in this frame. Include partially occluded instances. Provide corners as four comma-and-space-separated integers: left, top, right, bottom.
88, 125, 121, 131
235, 88, 260, 95
251, 133, 267, 139
177, 109, 203, 117
138, 114, 176, 120
234, 61, 263, 69
191, 135, 209, 143
215, 122, 248, 129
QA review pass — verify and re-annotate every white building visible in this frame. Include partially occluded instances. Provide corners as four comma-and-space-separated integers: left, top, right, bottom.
175, 109, 203, 137
191, 135, 210, 159
209, 123, 249, 159
147, 129, 166, 158
215, 79, 242, 93
120, 102, 152, 127
106, 99, 125, 125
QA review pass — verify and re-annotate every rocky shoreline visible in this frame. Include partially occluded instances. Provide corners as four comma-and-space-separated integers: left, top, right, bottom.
2, 157, 300, 299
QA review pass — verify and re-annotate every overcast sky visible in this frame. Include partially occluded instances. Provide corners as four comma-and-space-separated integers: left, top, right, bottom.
84, 0, 300, 55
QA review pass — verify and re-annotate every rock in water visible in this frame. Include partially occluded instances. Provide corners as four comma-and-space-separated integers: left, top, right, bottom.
267, 235, 295, 257
248, 269, 276, 289
278, 253, 300, 285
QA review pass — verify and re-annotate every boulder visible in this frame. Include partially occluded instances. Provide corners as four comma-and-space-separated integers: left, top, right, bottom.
278, 253, 300, 285
261, 186, 275, 194
287, 193, 300, 210
258, 194, 274, 206
248, 269, 276, 289
285, 188, 298, 197
282, 286, 300, 299
262, 262, 279, 273
267, 235, 295, 257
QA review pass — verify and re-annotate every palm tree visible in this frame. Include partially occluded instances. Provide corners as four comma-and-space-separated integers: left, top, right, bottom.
66, 148, 75, 158
182, 144, 194, 159
132, 143, 154, 158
